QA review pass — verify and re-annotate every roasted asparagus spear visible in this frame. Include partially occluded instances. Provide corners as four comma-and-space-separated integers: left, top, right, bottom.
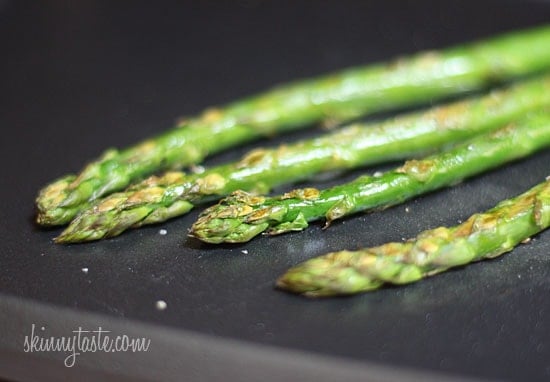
277, 178, 550, 297
190, 111, 550, 243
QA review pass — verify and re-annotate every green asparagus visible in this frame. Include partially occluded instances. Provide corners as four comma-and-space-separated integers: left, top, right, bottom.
37, 25, 550, 226
190, 111, 550, 243
276, 178, 550, 297
55, 77, 550, 243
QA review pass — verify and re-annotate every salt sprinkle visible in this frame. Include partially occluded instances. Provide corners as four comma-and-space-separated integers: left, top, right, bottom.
373, 171, 383, 178
155, 300, 167, 310
81, 267, 89, 274
159, 229, 168, 235
190, 164, 206, 174
241, 249, 248, 254
405, 207, 410, 213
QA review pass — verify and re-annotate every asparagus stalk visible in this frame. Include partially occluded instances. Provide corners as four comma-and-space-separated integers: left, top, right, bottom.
190, 111, 550, 244
277, 178, 550, 297
55, 77, 550, 243
37, 25, 550, 226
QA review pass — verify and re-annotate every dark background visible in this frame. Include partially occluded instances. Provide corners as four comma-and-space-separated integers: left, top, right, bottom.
1, 1, 550, 380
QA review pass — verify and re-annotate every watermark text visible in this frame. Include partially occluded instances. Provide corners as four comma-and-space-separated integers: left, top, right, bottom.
23, 324, 151, 367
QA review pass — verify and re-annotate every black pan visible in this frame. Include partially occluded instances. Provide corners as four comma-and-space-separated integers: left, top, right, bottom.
1, 1, 549, 380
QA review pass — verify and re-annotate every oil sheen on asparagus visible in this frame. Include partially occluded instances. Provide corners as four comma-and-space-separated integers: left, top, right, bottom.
37, 25, 550, 226
190, 111, 550, 243
277, 178, 550, 297
55, 77, 550, 243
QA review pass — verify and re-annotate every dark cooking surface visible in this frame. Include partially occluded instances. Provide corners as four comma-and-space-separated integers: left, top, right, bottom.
1, 0, 550, 380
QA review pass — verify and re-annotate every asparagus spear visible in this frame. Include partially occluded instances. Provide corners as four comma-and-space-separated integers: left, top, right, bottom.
190, 111, 550, 244
37, 25, 550, 226
55, 77, 550, 243
277, 178, 550, 297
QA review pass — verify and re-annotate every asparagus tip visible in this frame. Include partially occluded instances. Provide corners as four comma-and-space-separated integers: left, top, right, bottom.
276, 255, 383, 297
